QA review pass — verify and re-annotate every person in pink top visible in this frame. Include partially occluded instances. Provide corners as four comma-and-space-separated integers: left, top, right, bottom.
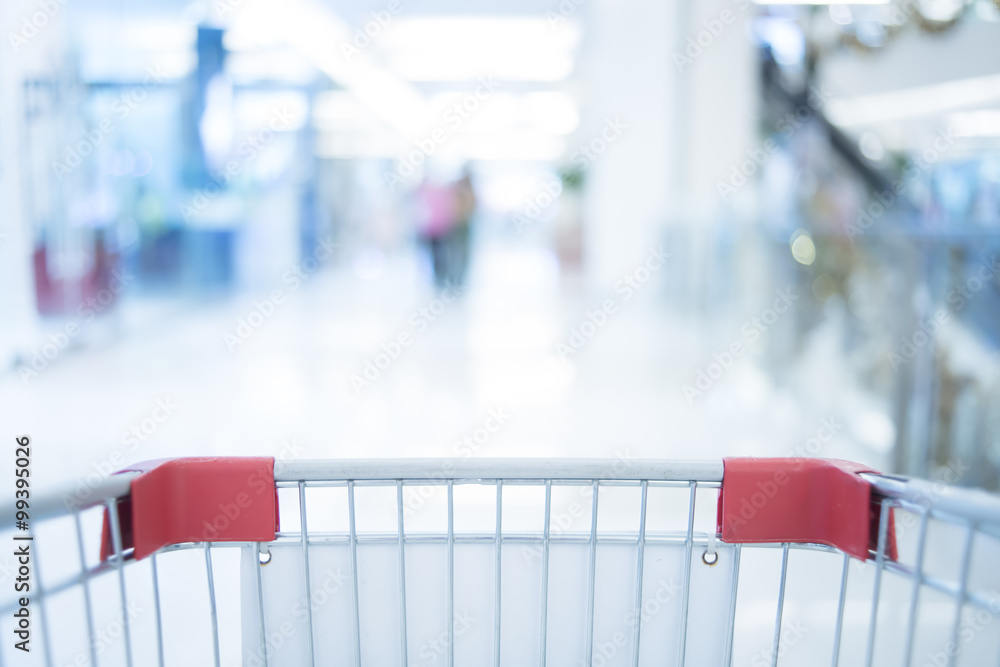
416, 177, 456, 287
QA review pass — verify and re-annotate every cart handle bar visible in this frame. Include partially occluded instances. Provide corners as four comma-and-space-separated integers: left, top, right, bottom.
70, 456, 995, 563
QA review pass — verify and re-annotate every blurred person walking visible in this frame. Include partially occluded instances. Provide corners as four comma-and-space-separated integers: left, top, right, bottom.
416, 176, 455, 287
447, 167, 477, 287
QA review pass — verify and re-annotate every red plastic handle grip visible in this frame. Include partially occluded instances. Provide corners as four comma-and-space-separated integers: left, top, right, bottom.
717, 457, 897, 561
100, 457, 278, 561
99, 456, 895, 562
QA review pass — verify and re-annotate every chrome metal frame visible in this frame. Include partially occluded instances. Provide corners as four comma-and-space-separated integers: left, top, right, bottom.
7, 459, 1000, 667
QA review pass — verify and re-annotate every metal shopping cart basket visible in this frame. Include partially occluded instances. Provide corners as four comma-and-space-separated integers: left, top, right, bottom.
5, 456, 1000, 666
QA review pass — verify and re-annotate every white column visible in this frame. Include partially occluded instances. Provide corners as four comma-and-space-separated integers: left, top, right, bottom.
0, 56, 35, 367
575, 0, 673, 287
577, 0, 757, 288
0, 0, 70, 369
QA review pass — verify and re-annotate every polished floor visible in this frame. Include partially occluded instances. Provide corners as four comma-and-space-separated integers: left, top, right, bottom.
3, 239, 891, 493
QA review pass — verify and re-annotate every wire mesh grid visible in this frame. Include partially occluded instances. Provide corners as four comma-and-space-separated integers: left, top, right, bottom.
259, 475, 729, 667
2, 461, 1000, 667
859, 476, 1000, 667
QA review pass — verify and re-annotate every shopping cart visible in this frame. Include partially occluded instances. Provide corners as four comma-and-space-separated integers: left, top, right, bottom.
4, 456, 1000, 667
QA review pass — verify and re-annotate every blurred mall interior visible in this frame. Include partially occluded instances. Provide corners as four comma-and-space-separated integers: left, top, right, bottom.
1, 0, 999, 492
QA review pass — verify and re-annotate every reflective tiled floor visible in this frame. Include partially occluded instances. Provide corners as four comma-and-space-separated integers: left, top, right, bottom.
2, 240, 891, 493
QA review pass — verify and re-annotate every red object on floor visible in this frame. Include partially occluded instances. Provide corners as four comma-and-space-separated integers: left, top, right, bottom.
100, 457, 278, 561
717, 458, 897, 561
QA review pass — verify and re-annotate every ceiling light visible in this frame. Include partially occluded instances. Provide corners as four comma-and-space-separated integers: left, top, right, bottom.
949, 110, 1000, 137
859, 131, 885, 160
234, 0, 432, 139
826, 74, 1000, 127
790, 231, 816, 265
829, 4, 855, 22
377, 17, 580, 82
755, 0, 888, 6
